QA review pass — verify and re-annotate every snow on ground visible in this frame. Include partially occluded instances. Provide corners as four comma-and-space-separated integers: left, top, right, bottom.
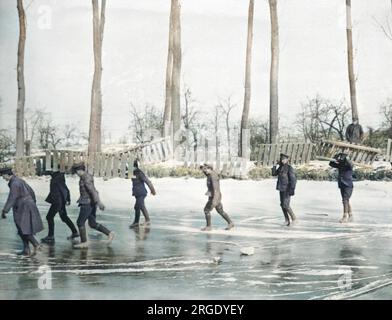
0, 176, 392, 300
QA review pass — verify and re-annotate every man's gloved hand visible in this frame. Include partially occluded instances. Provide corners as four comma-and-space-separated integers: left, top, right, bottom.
289, 190, 295, 196
1, 210, 7, 219
98, 202, 105, 211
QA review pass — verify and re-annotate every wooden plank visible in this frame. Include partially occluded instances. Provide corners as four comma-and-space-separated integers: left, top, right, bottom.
59, 151, 66, 172
152, 143, 160, 163
257, 145, 264, 166
127, 153, 135, 178
120, 153, 127, 178
286, 144, 293, 162
295, 143, 304, 164
303, 143, 311, 164
156, 141, 164, 162
386, 139, 392, 162
280, 143, 288, 158
268, 143, 278, 167
113, 153, 120, 177
262, 144, 270, 167
27, 157, 34, 176
45, 150, 52, 171
53, 150, 59, 171
67, 151, 74, 173
105, 154, 113, 178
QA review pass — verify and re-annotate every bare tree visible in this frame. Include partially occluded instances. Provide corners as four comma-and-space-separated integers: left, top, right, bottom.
0, 99, 15, 162
129, 103, 163, 144
88, 0, 106, 155
163, 1, 174, 136
24, 108, 48, 155
268, 0, 279, 143
380, 98, 392, 129
373, 0, 392, 41
346, 0, 359, 123
171, 0, 182, 149
16, 0, 26, 157
239, 0, 254, 157
218, 98, 236, 159
37, 118, 62, 150
62, 123, 84, 147
296, 96, 350, 142
248, 117, 269, 159
182, 86, 200, 150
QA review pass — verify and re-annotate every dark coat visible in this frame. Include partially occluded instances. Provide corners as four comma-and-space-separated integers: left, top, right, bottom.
329, 159, 354, 189
132, 169, 155, 197
206, 171, 222, 205
45, 172, 70, 205
272, 164, 297, 195
77, 172, 100, 205
3, 176, 44, 235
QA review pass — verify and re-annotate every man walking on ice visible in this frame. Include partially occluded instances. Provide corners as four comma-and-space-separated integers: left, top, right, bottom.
200, 164, 234, 231
72, 163, 115, 248
41, 170, 79, 244
1, 167, 43, 256
272, 153, 297, 226
329, 153, 354, 223
129, 160, 156, 229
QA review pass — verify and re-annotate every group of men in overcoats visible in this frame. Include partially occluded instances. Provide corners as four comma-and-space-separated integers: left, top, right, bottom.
0, 151, 355, 256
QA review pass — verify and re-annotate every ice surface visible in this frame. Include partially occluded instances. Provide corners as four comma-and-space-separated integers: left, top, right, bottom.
0, 177, 391, 299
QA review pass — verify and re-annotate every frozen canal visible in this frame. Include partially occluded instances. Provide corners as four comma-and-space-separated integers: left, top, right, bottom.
1, 176, 392, 300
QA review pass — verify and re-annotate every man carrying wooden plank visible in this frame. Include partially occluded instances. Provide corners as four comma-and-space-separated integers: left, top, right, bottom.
1, 167, 43, 256
71, 163, 115, 248
200, 164, 234, 231
329, 153, 354, 223
272, 153, 297, 226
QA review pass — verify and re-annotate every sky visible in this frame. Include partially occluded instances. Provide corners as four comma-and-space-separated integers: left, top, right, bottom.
0, 0, 391, 141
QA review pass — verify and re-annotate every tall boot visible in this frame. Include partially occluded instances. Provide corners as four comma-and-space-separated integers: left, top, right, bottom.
141, 207, 151, 226
287, 207, 297, 222
27, 235, 42, 256
347, 203, 354, 222
201, 213, 212, 231
340, 202, 349, 223
74, 226, 88, 249
96, 224, 115, 245
217, 210, 234, 230
282, 208, 290, 226
130, 209, 141, 229
18, 236, 30, 256
42, 216, 55, 244
62, 216, 79, 240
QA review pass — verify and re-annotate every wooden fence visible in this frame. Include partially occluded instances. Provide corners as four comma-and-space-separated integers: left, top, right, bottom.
317, 140, 381, 165
384, 139, 392, 162
8, 138, 173, 178
182, 146, 248, 178
255, 142, 314, 167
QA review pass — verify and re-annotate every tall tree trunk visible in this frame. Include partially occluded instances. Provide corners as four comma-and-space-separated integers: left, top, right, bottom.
226, 114, 231, 159
346, 0, 359, 122
239, 0, 254, 157
16, 0, 26, 157
88, 0, 106, 155
163, 2, 174, 137
171, 0, 182, 150
268, 0, 279, 144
